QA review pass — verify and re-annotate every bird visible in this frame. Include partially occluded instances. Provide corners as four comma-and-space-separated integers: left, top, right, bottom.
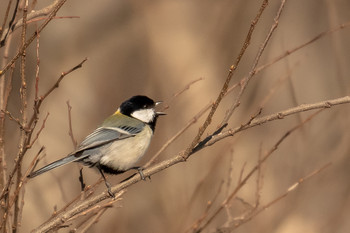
27, 95, 165, 197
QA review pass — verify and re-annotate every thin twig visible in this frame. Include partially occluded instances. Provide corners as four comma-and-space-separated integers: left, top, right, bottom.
78, 207, 109, 233
0, 0, 14, 41
206, 96, 350, 148
26, 16, 80, 25
185, 181, 224, 233
30, 95, 350, 233
255, 21, 350, 74
28, 57, 88, 133
0, 0, 19, 47
0, 0, 68, 76
145, 102, 212, 167
13, 1, 29, 231
193, 108, 323, 232
1, 110, 23, 128
220, 0, 287, 126
163, 77, 204, 110
181, 0, 269, 161
229, 162, 332, 230
35, 27, 40, 101
26, 112, 49, 149
66, 100, 77, 148
0, 58, 87, 202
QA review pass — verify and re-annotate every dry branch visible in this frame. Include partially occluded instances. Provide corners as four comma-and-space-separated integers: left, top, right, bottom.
0, 0, 68, 76
31, 94, 350, 233
181, 0, 269, 161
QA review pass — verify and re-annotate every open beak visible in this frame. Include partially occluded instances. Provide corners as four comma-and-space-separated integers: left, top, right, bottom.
155, 101, 167, 116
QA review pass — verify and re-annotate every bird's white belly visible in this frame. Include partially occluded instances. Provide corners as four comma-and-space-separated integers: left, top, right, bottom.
99, 126, 153, 171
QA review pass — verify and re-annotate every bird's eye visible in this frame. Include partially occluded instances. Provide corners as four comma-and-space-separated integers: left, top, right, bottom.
143, 104, 147, 108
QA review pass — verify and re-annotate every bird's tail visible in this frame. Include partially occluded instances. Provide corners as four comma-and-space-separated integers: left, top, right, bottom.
27, 155, 81, 178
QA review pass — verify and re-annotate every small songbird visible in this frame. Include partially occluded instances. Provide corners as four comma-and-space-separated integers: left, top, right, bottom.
28, 95, 165, 196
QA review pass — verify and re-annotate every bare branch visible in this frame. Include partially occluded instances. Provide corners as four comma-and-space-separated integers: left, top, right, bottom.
228, 163, 332, 231
206, 96, 350, 148
220, 0, 287, 126
255, 21, 350, 74
0, 0, 68, 76
181, 0, 269, 161
31, 95, 350, 233
194, 108, 323, 232
0, 58, 87, 203
26, 112, 49, 149
66, 101, 77, 148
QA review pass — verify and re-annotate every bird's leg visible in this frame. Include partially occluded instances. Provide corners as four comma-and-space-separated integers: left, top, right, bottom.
98, 166, 115, 198
78, 168, 86, 191
130, 166, 146, 180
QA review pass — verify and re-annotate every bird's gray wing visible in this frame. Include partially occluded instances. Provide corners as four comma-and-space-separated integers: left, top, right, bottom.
72, 126, 143, 155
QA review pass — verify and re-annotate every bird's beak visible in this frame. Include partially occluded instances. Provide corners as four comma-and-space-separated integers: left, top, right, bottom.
155, 101, 167, 116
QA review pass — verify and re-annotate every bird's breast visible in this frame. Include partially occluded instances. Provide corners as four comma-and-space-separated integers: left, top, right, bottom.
99, 126, 153, 171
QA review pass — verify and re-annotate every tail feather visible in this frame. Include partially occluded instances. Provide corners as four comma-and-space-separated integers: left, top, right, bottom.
28, 155, 81, 178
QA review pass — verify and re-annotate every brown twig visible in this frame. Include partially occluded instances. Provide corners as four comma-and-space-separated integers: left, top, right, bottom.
66, 100, 78, 148
193, 108, 323, 232
28, 57, 88, 133
79, 207, 109, 233
185, 180, 224, 233
1, 110, 23, 128
255, 21, 350, 74
26, 112, 49, 149
181, 0, 269, 161
220, 0, 287, 126
0, 0, 14, 42
0, 58, 88, 202
229, 162, 332, 231
0, 0, 19, 47
26, 16, 80, 25
206, 96, 350, 148
13, 1, 29, 231
66, 190, 124, 223
163, 77, 204, 110
0, 0, 68, 76
145, 102, 212, 167
1, 1, 77, 38
35, 27, 40, 101
30, 95, 350, 233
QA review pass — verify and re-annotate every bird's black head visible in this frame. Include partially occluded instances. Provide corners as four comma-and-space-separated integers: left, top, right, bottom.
119, 95, 165, 130
119, 95, 155, 117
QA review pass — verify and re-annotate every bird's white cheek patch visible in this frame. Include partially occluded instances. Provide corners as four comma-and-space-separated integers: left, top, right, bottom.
131, 109, 155, 123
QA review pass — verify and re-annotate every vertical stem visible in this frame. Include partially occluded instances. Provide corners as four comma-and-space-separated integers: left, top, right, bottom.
13, 1, 28, 232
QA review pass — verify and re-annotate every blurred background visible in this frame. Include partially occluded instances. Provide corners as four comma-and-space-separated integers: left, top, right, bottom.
1, 0, 350, 232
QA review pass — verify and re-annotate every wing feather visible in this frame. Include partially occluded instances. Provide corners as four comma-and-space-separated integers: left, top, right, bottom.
71, 125, 142, 155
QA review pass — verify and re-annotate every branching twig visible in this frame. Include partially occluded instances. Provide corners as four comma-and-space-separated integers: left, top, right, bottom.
181, 0, 269, 161
205, 96, 350, 148
0, 0, 19, 47
255, 21, 350, 74
228, 162, 332, 231
0, 0, 68, 76
185, 181, 224, 233
193, 108, 323, 232
0, 58, 87, 202
13, 1, 30, 230
31, 95, 350, 233
0, 0, 14, 42
220, 0, 287, 126
26, 112, 49, 149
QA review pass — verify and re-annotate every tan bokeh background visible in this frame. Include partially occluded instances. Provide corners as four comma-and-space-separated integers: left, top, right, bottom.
2, 0, 350, 232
